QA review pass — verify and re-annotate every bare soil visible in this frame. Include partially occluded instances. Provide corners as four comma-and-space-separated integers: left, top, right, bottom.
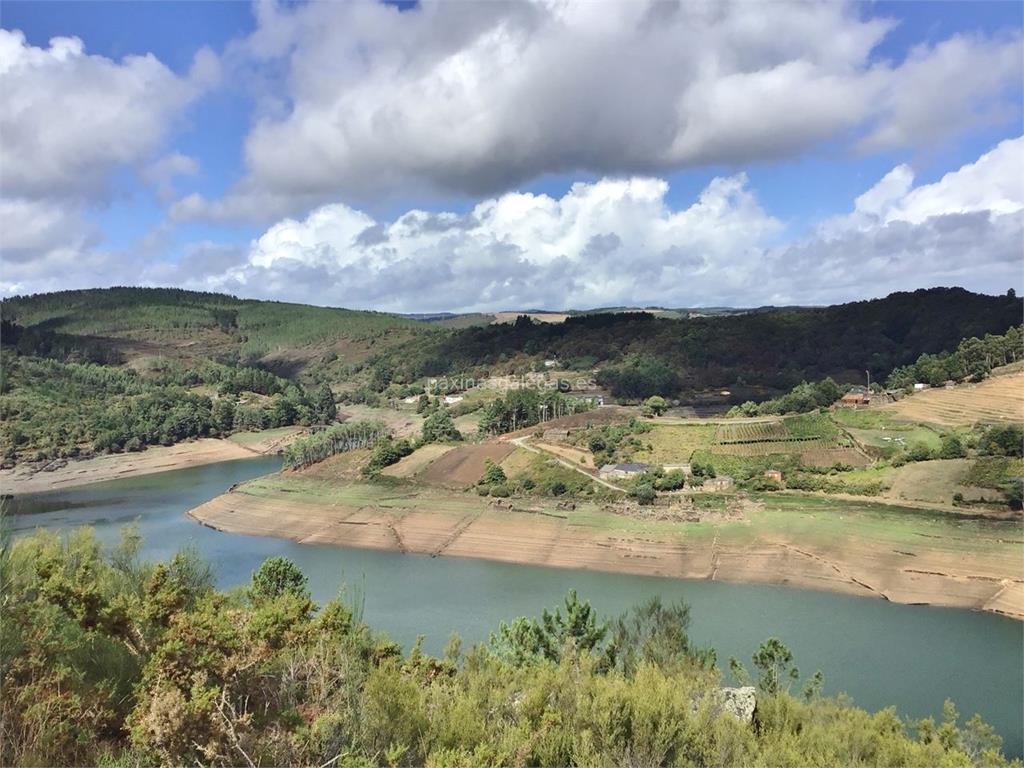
417, 443, 516, 487
189, 484, 1024, 620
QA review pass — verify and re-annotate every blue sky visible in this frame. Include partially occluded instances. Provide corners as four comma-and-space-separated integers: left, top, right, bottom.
1, 1, 1022, 311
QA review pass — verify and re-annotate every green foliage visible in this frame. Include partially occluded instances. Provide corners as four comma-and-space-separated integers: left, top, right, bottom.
887, 326, 1022, 389
421, 408, 462, 443
573, 419, 652, 465
729, 378, 843, 417
490, 590, 606, 664
363, 438, 414, 476
1, 287, 421, 365
751, 637, 800, 695
605, 596, 715, 675
365, 288, 1022, 398
629, 482, 657, 505
479, 458, 507, 486
596, 354, 680, 400
655, 469, 687, 491
978, 425, 1024, 458
250, 557, 310, 601
476, 389, 592, 436
0, 352, 321, 464
2, 531, 1016, 768
940, 433, 968, 459
282, 421, 388, 469
643, 395, 668, 416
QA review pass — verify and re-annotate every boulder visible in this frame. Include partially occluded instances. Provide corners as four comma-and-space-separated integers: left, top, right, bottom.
720, 686, 757, 723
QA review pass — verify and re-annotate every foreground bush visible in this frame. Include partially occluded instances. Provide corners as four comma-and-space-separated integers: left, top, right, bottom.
0, 527, 1015, 767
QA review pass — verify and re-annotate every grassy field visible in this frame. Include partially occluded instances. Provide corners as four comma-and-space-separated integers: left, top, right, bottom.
227, 426, 303, 447
883, 459, 991, 505
633, 423, 717, 463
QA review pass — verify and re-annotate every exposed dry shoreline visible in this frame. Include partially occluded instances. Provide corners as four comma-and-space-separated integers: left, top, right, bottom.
0, 429, 303, 495
188, 485, 1024, 621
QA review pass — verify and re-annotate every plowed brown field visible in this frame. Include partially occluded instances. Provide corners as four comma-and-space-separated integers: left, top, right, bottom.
417, 443, 516, 487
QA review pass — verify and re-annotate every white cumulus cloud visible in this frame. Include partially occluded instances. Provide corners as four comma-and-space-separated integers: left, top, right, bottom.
165, 137, 1024, 311
175, 0, 1023, 222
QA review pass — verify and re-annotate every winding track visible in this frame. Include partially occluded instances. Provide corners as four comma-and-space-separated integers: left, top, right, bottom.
506, 435, 625, 492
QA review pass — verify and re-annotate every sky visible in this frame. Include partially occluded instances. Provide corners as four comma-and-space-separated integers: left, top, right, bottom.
1, 0, 1022, 312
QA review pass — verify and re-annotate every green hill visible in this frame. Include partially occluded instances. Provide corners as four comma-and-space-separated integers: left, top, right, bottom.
365, 287, 1023, 396
1, 286, 426, 374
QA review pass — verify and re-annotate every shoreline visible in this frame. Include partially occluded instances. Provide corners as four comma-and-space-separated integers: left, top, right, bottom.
188, 484, 1024, 621
0, 428, 303, 495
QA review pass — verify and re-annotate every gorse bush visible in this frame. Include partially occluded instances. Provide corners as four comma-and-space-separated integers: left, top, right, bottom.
1, 528, 1015, 767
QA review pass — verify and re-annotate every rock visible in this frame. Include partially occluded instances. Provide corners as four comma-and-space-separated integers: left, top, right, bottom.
720, 686, 757, 723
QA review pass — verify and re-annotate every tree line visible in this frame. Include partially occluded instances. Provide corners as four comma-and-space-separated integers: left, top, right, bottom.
281, 420, 388, 470
477, 389, 594, 435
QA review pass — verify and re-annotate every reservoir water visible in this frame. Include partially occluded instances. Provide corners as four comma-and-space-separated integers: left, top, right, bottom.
9, 457, 1023, 757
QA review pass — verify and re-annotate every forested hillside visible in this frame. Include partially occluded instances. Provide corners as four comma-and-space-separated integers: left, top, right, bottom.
0, 287, 426, 372
363, 287, 1024, 396
1, 286, 1019, 463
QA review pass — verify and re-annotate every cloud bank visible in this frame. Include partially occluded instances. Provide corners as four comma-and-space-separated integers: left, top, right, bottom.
152, 137, 1024, 312
0, 29, 211, 291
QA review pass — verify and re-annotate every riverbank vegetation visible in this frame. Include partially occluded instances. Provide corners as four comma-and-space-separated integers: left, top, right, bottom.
1, 528, 1015, 768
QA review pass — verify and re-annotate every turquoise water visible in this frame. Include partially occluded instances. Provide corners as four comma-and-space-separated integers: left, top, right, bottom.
9, 457, 1023, 757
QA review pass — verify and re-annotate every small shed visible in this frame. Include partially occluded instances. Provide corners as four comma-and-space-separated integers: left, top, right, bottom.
764, 469, 783, 483
599, 462, 650, 480
543, 428, 572, 441
443, 394, 464, 405
702, 475, 735, 492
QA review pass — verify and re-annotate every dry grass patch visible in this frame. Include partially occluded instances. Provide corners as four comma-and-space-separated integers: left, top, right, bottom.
381, 444, 455, 478
634, 423, 717, 463
884, 459, 989, 505
884, 374, 1024, 426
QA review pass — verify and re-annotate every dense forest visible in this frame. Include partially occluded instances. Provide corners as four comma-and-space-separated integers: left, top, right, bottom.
360, 287, 1023, 398
1, 528, 1013, 767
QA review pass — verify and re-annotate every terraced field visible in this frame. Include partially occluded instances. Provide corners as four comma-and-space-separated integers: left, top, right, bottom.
714, 420, 787, 442
711, 414, 841, 456
884, 373, 1024, 426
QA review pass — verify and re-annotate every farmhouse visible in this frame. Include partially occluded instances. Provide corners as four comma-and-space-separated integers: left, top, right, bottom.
839, 387, 871, 407
599, 462, 649, 479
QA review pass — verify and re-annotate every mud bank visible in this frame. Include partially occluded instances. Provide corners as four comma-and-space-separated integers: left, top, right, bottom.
188, 486, 1024, 620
